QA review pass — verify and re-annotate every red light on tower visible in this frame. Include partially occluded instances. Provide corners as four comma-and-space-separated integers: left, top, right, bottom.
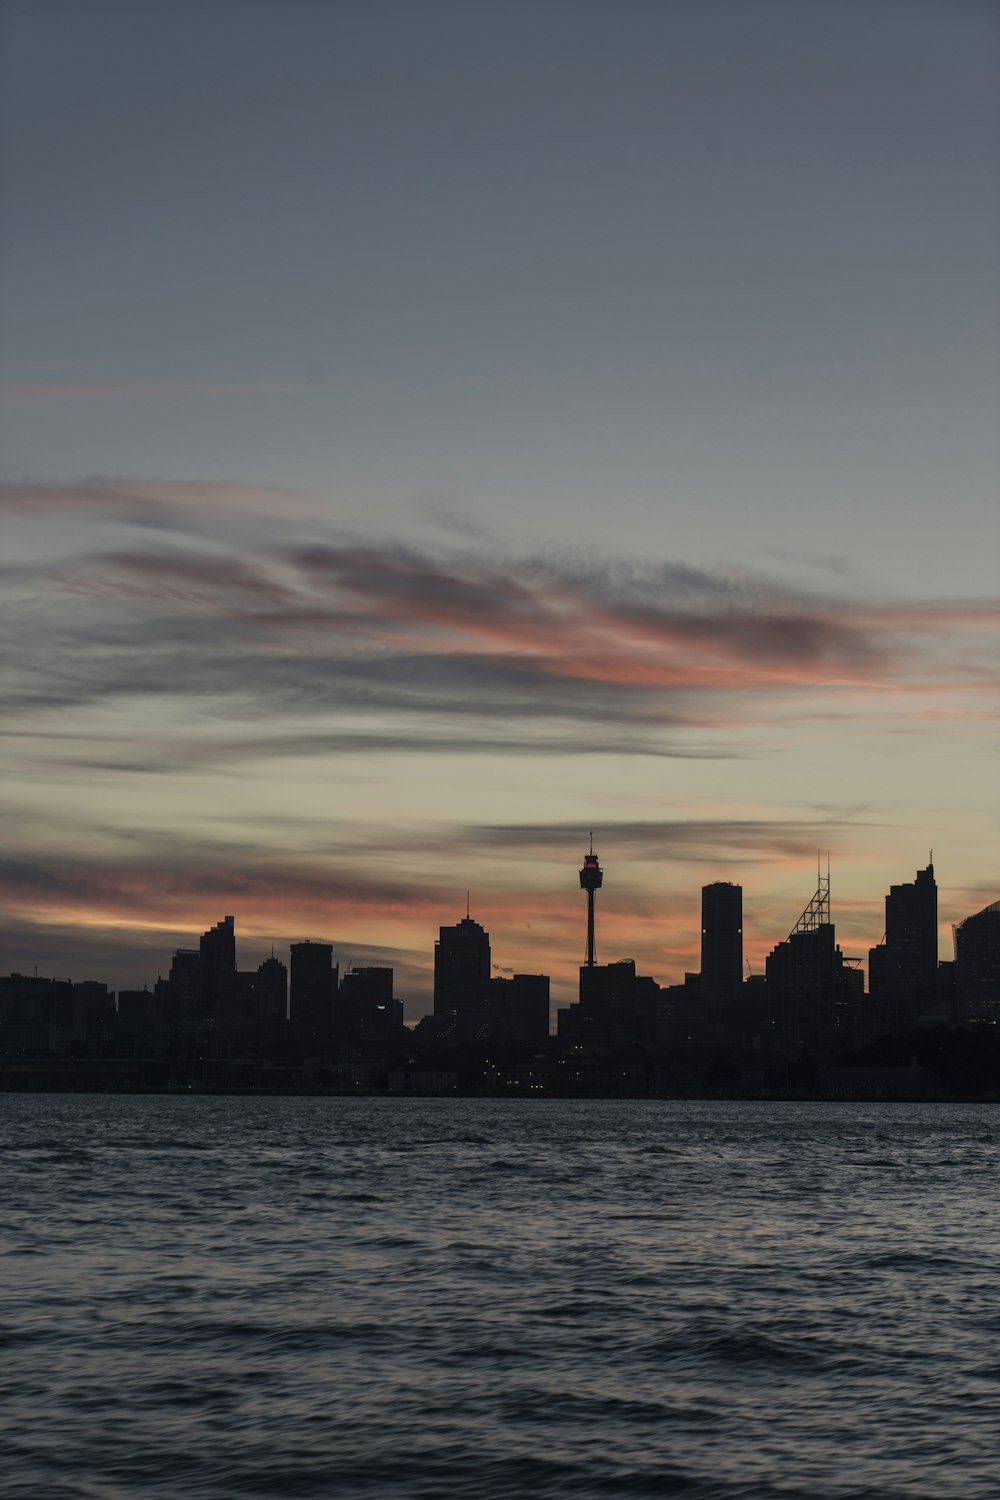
579, 836, 603, 967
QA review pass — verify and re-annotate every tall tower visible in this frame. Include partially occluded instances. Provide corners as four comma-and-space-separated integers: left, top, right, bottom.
579, 836, 603, 967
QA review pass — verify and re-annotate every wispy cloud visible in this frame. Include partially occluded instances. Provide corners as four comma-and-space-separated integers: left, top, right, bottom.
0, 848, 447, 931
443, 817, 878, 864
1, 484, 995, 773
0, 477, 308, 529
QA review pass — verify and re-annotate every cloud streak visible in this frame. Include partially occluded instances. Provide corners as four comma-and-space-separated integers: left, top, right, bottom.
0, 479, 994, 789
5, 527, 990, 744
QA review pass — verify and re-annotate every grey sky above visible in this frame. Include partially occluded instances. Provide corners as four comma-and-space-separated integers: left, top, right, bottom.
2, 0, 997, 594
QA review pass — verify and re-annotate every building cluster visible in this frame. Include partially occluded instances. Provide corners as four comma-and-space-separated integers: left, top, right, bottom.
0, 920, 405, 1066
559, 854, 999, 1055
1, 848, 999, 1088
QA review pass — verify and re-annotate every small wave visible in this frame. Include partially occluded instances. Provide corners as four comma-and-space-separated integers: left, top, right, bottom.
646, 1324, 828, 1373
861, 1249, 970, 1270
541, 1300, 605, 1319
701, 1329, 816, 1366
111, 1137, 214, 1151
131, 1318, 389, 1353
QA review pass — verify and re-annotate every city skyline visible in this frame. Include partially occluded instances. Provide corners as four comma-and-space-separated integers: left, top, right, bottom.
1, 2, 997, 1013
0, 846, 991, 1025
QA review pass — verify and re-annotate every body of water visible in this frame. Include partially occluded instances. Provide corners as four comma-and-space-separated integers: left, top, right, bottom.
1, 1095, 998, 1498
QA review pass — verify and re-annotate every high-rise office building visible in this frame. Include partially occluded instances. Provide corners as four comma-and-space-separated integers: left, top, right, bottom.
482, 973, 551, 1043
765, 870, 859, 1049
290, 941, 337, 1054
868, 863, 938, 1033
199, 915, 236, 1020
339, 966, 403, 1041
559, 959, 659, 1047
954, 900, 1000, 1024
256, 954, 288, 1024
433, 916, 490, 1016
701, 882, 743, 1018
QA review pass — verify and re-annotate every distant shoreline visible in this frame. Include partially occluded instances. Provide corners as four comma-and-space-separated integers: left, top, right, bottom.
2, 1085, 997, 1104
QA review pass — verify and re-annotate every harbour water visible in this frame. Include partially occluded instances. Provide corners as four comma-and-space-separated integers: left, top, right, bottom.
2, 1095, 998, 1499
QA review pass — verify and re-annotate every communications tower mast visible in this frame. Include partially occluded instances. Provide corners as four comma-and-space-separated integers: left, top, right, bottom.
579, 834, 604, 967
791, 854, 831, 935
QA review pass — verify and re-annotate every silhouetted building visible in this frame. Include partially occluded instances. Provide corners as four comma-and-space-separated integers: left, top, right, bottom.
558, 959, 659, 1047
0, 973, 78, 1054
954, 900, 1000, 1024
740, 972, 768, 1043
868, 862, 938, 1032
199, 916, 236, 1022
433, 916, 490, 1016
117, 988, 155, 1046
73, 980, 116, 1047
765, 871, 858, 1052
767, 925, 838, 1049
482, 973, 550, 1043
339, 966, 404, 1043
290, 941, 337, 1055
701, 881, 743, 1026
159, 948, 201, 1031
662, 971, 716, 1044
256, 954, 288, 1024
936, 959, 957, 1018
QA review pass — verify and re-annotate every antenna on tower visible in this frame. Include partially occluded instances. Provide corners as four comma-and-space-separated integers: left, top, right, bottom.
792, 861, 831, 935
466, 889, 470, 919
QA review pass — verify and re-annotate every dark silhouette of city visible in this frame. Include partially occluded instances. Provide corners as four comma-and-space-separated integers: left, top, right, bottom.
2, 845, 998, 1098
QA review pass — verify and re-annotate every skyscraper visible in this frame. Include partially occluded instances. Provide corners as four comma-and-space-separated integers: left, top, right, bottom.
868, 862, 938, 1032
290, 941, 337, 1055
339, 966, 403, 1041
256, 954, 288, 1024
700, 882, 743, 1017
954, 900, 1000, 1024
765, 869, 859, 1050
433, 916, 490, 1016
199, 915, 236, 1021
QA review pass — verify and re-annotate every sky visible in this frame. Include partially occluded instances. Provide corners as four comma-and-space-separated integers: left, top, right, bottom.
1, 0, 997, 1018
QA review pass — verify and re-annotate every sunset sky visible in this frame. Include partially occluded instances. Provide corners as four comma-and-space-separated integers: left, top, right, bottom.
1, 1, 997, 1018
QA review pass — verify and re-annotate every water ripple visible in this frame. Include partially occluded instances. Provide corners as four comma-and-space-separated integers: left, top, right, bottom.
1, 1096, 998, 1499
